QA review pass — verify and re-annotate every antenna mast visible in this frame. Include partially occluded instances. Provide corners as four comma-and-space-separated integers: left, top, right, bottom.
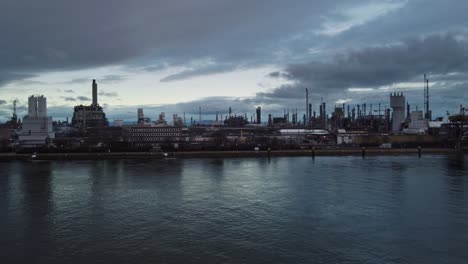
305, 88, 309, 127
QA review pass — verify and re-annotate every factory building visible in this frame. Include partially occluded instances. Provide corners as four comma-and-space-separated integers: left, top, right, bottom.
156, 112, 167, 125
403, 111, 428, 134
18, 95, 55, 148
172, 114, 184, 126
71, 80, 108, 128
124, 126, 188, 148
331, 106, 345, 130
137, 108, 151, 125
390, 92, 405, 132
256, 106, 261, 124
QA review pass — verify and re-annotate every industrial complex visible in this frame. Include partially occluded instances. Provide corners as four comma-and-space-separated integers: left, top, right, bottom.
1, 77, 467, 154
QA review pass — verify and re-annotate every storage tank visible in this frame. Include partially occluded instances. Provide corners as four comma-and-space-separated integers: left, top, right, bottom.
37, 96, 47, 117
28, 96, 38, 117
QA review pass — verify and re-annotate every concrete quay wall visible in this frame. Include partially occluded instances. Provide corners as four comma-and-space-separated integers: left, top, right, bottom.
0, 148, 461, 161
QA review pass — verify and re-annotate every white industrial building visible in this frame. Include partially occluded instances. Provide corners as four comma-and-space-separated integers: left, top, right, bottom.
336, 129, 367, 145
18, 95, 55, 147
403, 111, 428, 134
279, 129, 329, 135
390, 92, 405, 132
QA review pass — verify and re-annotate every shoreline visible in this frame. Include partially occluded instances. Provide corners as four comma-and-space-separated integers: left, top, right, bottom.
0, 148, 463, 161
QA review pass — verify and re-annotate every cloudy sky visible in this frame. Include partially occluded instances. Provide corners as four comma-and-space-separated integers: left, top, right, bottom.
1, 0, 467, 122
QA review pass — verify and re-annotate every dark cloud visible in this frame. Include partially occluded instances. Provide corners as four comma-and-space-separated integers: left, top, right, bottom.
1, 0, 467, 88
77, 96, 91, 101
160, 64, 238, 82
0, 100, 7, 105
257, 84, 305, 99
0, 72, 36, 87
263, 34, 468, 99
0, 0, 359, 86
65, 78, 89, 84
2, 0, 468, 122
61, 97, 77, 102
100, 75, 126, 83
63, 89, 74, 93
267, 71, 288, 78
330, 0, 468, 50
143, 64, 169, 72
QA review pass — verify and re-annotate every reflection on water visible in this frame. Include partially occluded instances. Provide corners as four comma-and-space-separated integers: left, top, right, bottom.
447, 153, 465, 177
0, 162, 54, 262
1, 155, 467, 263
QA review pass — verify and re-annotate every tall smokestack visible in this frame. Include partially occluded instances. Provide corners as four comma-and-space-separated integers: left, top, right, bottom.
256, 106, 261, 124
92, 79, 98, 105
305, 88, 309, 125
424, 74, 431, 121
407, 102, 410, 120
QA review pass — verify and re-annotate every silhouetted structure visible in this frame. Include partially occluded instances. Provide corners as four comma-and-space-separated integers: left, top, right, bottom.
224, 115, 249, 127
256, 106, 261, 124
424, 74, 432, 121
71, 80, 108, 129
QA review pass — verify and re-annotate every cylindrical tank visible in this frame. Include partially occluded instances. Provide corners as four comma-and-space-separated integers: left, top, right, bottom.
28, 96, 37, 117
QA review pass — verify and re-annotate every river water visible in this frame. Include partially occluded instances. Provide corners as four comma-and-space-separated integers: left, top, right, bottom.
1, 155, 467, 263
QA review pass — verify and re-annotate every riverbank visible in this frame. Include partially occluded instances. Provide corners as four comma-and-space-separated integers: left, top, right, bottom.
0, 148, 463, 161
